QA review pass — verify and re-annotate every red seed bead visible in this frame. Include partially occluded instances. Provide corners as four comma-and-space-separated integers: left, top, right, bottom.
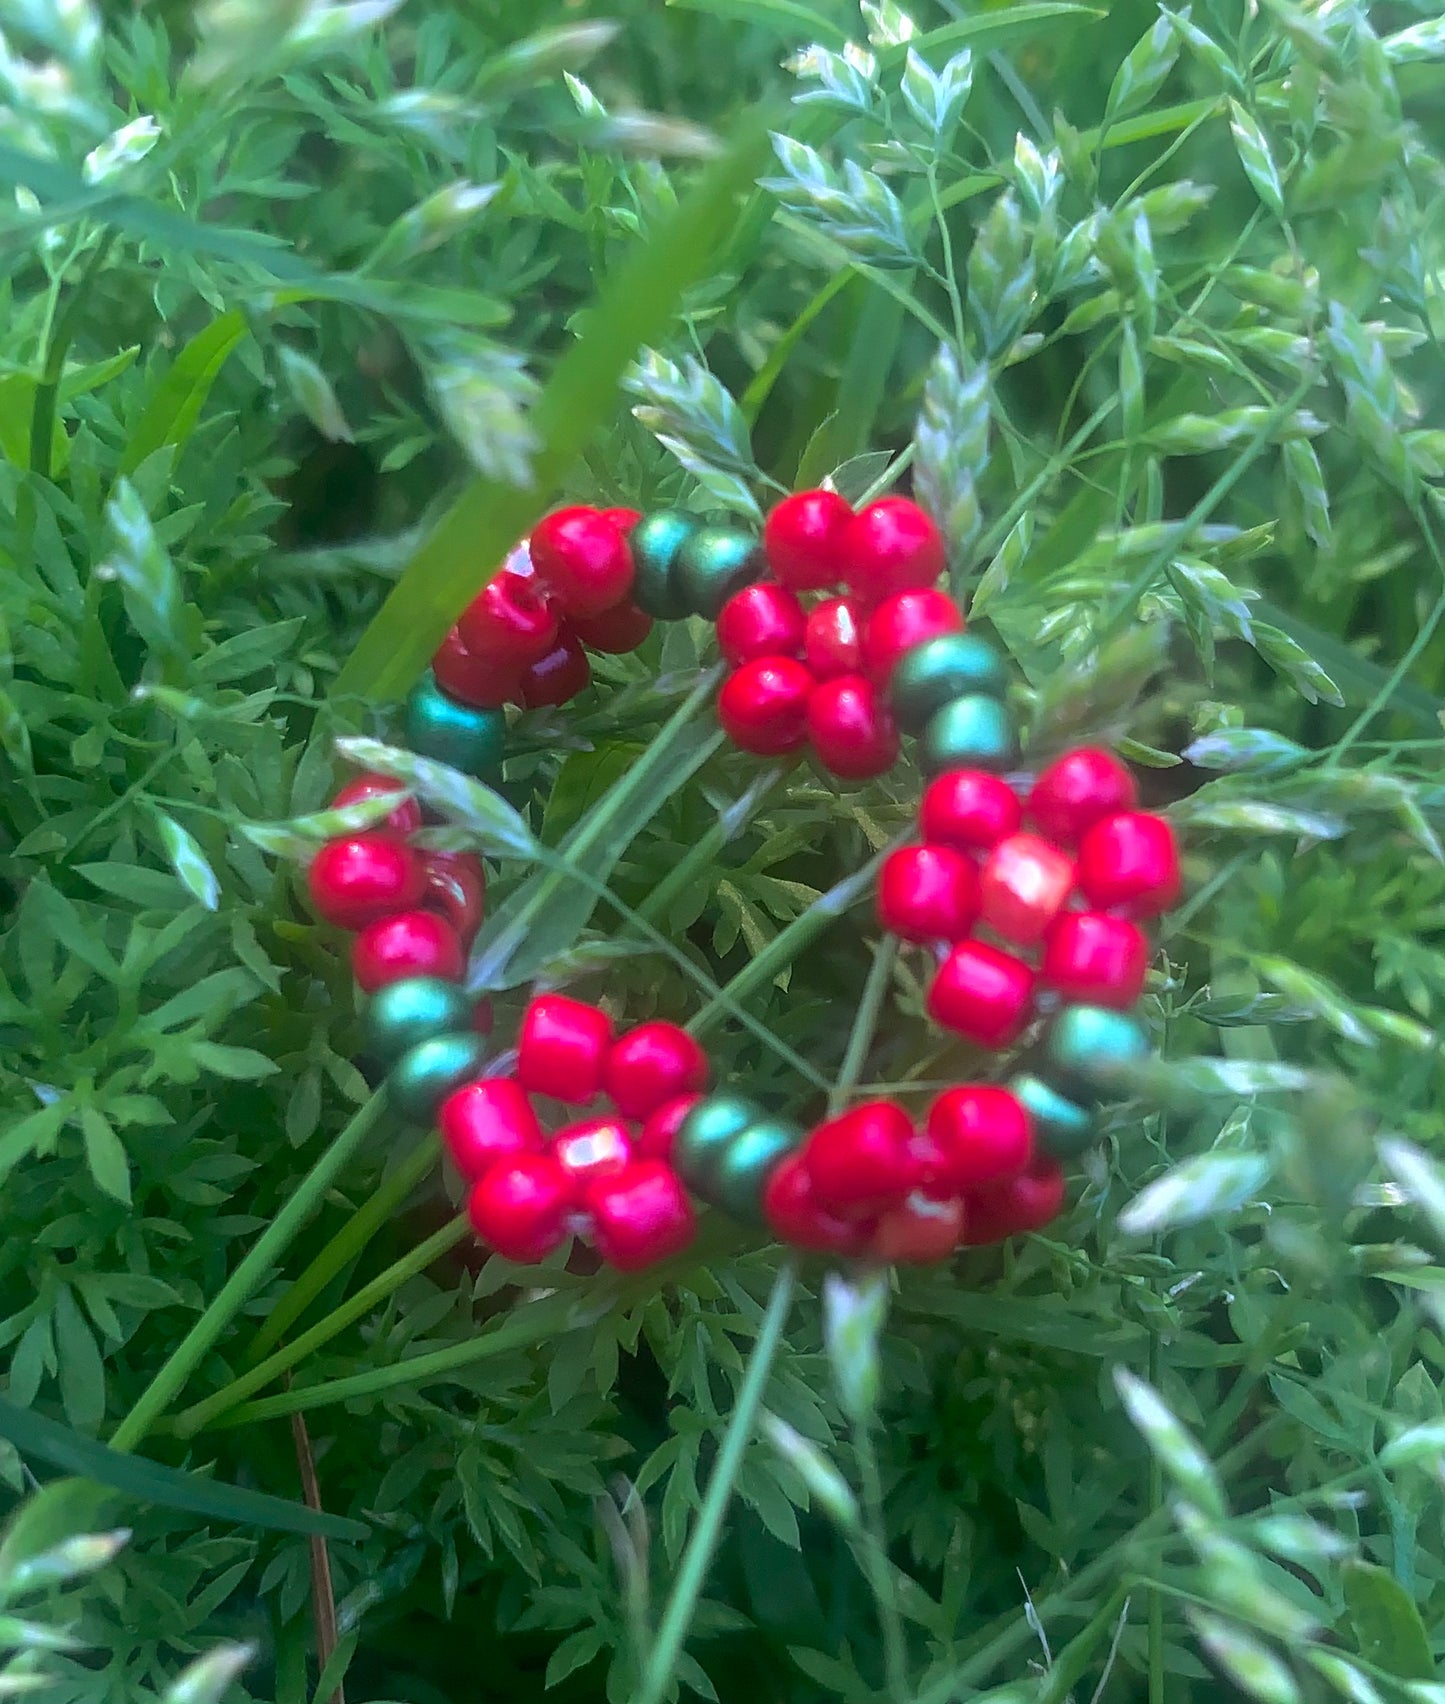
588, 1160, 696, 1272
717, 656, 814, 755
422, 850, 486, 944
331, 773, 423, 837
803, 596, 863, 681
1075, 811, 1181, 918
716, 583, 807, 666
1027, 747, 1138, 847
552, 1116, 634, 1194
763, 1152, 875, 1254
1041, 911, 1148, 1007
530, 506, 635, 617
927, 939, 1035, 1049
805, 1100, 917, 1217
877, 844, 980, 943
863, 589, 964, 684
517, 994, 614, 1103
806, 675, 899, 779
456, 569, 558, 668
352, 910, 465, 992
468, 1154, 572, 1263
764, 488, 853, 592
604, 1021, 709, 1120
920, 769, 1023, 853
600, 506, 642, 533
978, 833, 1076, 947
432, 627, 520, 709
636, 1092, 703, 1162
518, 631, 591, 708
870, 1192, 967, 1264
926, 1085, 1034, 1191
308, 834, 427, 930
439, 1077, 544, 1181
569, 599, 654, 654
963, 1160, 1066, 1244
843, 496, 945, 604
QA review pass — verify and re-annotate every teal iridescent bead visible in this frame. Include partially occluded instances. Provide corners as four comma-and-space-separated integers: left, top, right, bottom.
630, 511, 698, 620
673, 1092, 763, 1195
1041, 1004, 1150, 1105
889, 634, 1009, 735
673, 527, 766, 619
705, 1117, 802, 1222
388, 1032, 488, 1123
1008, 1071, 1096, 1159
404, 674, 506, 778
918, 693, 1019, 776
364, 976, 474, 1068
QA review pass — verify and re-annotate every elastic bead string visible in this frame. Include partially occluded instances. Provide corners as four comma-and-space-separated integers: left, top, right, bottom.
296, 491, 1183, 1273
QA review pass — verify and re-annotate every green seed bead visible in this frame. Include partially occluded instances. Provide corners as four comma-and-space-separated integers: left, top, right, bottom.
918, 692, 1019, 776
1042, 1004, 1150, 1105
1009, 1072, 1096, 1160
704, 1118, 802, 1222
630, 511, 698, 620
388, 1032, 488, 1124
364, 976, 475, 1068
674, 1092, 764, 1195
889, 634, 1009, 734
404, 674, 506, 778
673, 527, 766, 619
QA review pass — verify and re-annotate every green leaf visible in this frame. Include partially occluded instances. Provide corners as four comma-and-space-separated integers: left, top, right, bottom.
153, 813, 221, 910
80, 1105, 131, 1206
119, 310, 249, 479
1341, 1562, 1435, 1680
331, 736, 535, 857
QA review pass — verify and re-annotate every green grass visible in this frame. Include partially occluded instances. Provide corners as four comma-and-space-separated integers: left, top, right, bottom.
1, 0, 1445, 1701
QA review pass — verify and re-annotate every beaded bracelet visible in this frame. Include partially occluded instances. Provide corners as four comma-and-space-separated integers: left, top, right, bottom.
297, 491, 1181, 1275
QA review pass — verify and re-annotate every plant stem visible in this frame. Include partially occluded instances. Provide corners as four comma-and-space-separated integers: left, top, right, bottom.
855, 1420, 909, 1704
635, 1259, 798, 1704
110, 1092, 387, 1452
830, 936, 899, 1116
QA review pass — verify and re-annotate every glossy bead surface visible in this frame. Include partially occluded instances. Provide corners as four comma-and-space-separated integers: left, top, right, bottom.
707, 1117, 801, 1222
919, 769, 1023, 853
440, 1077, 544, 1181
1041, 912, 1148, 1007
763, 1152, 874, 1254
588, 1161, 696, 1272
518, 632, 591, 708
926, 1085, 1034, 1190
806, 675, 899, 779
569, 599, 654, 654
331, 773, 422, 837
431, 627, 519, 710
673, 527, 766, 619
843, 496, 945, 603
389, 1032, 489, 1124
804, 596, 863, 679
552, 1116, 634, 1193
1041, 1004, 1150, 1102
889, 634, 1009, 734
918, 694, 1019, 776
673, 1093, 763, 1193
636, 1092, 703, 1162
363, 975, 474, 1066
604, 1021, 709, 1120
963, 1160, 1066, 1244
352, 910, 466, 993
629, 511, 696, 620
978, 832, 1076, 946
517, 994, 614, 1103
308, 834, 426, 930
529, 506, 635, 617
764, 488, 852, 592
870, 1192, 966, 1264
927, 940, 1035, 1049
1007, 1073, 1095, 1159
405, 675, 507, 778
863, 590, 964, 686
456, 569, 558, 666
1027, 747, 1138, 847
1076, 811, 1180, 918
717, 657, 814, 755
716, 583, 806, 666
467, 1154, 571, 1263
805, 1100, 916, 1217
422, 850, 486, 944
877, 844, 980, 943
